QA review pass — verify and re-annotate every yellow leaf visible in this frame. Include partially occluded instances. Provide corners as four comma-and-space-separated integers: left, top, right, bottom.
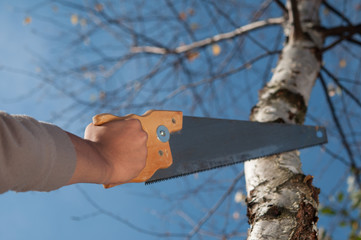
352, 220, 359, 230
232, 211, 240, 220
98, 65, 105, 71
356, 4, 361, 11
186, 51, 199, 62
71, 14, 78, 25
35, 67, 42, 73
90, 94, 97, 102
99, 91, 106, 100
188, 8, 195, 16
327, 83, 336, 97
234, 191, 245, 203
80, 18, 87, 26
95, 3, 103, 12
23, 16, 32, 25
212, 44, 221, 56
190, 23, 198, 31
179, 12, 187, 21
339, 59, 346, 68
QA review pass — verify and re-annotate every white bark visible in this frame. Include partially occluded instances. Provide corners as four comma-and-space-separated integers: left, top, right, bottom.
245, 1, 323, 239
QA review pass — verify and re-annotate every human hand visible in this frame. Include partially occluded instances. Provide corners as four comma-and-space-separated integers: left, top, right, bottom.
67, 119, 147, 185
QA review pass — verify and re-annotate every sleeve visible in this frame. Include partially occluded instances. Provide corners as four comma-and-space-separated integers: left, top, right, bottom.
0, 111, 77, 194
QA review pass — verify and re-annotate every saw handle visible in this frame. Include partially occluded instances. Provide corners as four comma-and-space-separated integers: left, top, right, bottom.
92, 110, 183, 188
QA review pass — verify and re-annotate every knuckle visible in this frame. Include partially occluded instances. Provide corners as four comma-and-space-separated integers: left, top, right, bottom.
85, 122, 94, 131
127, 119, 142, 129
139, 130, 148, 142
127, 119, 147, 142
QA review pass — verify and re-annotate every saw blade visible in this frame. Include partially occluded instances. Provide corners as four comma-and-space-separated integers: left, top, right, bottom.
146, 116, 327, 184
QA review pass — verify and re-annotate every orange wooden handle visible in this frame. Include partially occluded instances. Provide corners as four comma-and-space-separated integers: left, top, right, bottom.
92, 110, 183, 188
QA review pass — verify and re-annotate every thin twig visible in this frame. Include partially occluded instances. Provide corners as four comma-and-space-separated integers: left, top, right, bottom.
322, 35, 351, 52
273, 0, 288, 15
186, 172, 244, 239
322, 0, 353, 25
131, 17, 284, 54
319, 73, 359, 182
252, 0, 273, 20
76, 185, 187, 238
347, 38, 361, 47
159, 50, 281, 103
324, 147, 349, 166
322, 66, 361, 109
321, 24, 361, 37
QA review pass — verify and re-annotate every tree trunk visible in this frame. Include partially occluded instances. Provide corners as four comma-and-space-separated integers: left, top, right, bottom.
245, 0, 323, 239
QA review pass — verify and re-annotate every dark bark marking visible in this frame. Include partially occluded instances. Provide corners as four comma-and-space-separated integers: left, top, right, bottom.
279, 174, 320, 203
250, 105, 259, 121
246, 173, 320, 234
310, 47, 323, 62
290, 202, 318, 240
271, 118, 286, 124
264, 205, 286, 218
288, 110, 295, 121
246, 204, 255, 225
271, 88, 307, 124
303, 175, 320, 204
251, 88, 308, 124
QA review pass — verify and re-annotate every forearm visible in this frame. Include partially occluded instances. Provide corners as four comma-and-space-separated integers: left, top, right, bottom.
0, 112, 76, 193
66, 132, 110, 185
0, 111, 147, 194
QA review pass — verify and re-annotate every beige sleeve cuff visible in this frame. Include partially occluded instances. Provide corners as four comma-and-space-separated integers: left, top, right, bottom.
0, 112, 76, 193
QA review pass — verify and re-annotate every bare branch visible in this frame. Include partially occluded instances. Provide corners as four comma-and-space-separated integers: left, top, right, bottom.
319, 73, 359, 179
322, 0, 353, 25
273, 0, 288, 15
324, 147, 349, 166
252, 0, 273, 20
75, 185, 187, 238
322, 35, 350, 52
186, 172, 243, 239
208, 1, 239, 27
158, 50, 281, 103
131, 17, 284, 55
321, 24, 361, 37
289, 0, 303, 42
164, 0, 196, 41
322, 66, 361, 109
347, 38, 361, 48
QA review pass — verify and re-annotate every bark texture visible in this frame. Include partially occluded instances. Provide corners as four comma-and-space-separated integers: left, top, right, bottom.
245, 1, 323, 239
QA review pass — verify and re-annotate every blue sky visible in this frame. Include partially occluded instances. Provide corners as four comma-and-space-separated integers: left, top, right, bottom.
0, 2, 164, 239
0, 1, 354, 239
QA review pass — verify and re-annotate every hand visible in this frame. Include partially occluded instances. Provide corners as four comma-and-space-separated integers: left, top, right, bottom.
85, 119, 148, 184
67, 119, 147, 185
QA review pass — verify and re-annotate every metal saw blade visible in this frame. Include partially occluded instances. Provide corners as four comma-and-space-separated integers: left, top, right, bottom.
146, 116, 327, 184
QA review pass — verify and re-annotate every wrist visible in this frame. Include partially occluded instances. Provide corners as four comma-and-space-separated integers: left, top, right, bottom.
66, 132, 110, 185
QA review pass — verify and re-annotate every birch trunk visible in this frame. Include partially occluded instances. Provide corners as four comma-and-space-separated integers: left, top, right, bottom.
245, 0, 324, 239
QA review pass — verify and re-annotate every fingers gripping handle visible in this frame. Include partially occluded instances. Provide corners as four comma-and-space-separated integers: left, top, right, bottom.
92, 110, 183, 188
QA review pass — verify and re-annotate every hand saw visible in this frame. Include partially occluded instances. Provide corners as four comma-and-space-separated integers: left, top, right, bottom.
92, 110, 327, 187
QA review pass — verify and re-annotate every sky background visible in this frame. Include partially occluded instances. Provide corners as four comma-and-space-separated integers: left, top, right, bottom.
0, 1, 352, 239
0, 2, 163, 239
